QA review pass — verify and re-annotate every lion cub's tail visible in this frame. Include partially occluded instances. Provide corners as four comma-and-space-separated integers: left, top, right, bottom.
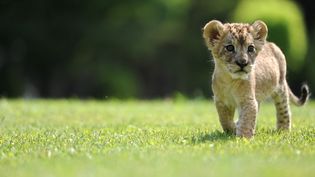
289, 83, 310, 106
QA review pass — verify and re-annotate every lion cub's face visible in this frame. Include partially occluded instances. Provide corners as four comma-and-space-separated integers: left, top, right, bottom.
203, 20, 268, 79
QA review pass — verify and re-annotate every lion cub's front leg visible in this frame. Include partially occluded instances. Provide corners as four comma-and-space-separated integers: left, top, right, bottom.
236, 97, 258, 138
215, 101, 236, 134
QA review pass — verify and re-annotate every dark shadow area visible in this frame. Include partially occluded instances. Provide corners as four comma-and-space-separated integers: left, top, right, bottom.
191, 130, 236, 144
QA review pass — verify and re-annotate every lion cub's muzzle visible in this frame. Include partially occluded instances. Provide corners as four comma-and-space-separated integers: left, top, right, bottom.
229, 60, 253, 80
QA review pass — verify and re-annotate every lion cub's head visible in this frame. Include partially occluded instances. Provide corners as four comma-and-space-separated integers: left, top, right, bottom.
203, 20, 268, 79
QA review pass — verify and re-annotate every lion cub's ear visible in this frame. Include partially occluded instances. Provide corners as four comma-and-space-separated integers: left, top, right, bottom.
251, 20, 268, 42
203, 20, 224, 49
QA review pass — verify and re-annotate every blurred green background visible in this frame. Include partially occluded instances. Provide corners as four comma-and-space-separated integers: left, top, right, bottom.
0, 0, 314, 99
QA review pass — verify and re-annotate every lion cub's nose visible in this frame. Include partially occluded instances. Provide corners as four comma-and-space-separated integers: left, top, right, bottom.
236, 60, 248, 69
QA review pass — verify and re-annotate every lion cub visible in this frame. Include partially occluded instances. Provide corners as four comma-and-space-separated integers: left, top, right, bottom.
202, 20, 310, 138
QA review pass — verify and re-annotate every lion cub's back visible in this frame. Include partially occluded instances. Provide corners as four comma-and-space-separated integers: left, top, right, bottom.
254, 42, 286, 102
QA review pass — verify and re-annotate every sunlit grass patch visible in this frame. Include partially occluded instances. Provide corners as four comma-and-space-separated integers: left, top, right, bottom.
0, 99, 314, 177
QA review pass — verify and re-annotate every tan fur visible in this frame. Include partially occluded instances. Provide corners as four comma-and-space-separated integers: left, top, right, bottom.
203, 20, 310, 138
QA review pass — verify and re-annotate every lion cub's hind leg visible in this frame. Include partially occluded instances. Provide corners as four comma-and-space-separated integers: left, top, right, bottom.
272, 85, 292, 130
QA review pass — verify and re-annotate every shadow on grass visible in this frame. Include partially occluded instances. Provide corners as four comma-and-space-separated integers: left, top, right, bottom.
191, 130, 236, 144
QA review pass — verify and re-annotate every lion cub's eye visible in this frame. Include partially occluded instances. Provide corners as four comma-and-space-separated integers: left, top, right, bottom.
225, 45, 235, 52
248, 45, 255, 53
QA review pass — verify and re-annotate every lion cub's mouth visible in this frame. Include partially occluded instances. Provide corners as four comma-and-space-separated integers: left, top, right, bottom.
229, 67, 251, 79
235, 68, 248, 74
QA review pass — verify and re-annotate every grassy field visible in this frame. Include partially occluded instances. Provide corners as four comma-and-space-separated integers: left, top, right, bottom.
0, 99, 314, 177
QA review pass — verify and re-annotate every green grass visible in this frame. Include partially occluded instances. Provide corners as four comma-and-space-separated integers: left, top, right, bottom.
0, 99, 314, 177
